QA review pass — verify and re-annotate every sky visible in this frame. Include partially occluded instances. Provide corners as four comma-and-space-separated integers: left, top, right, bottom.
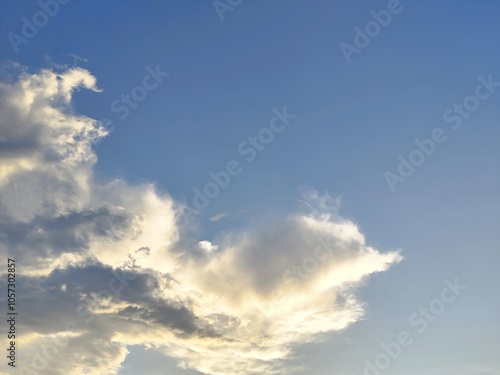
0, 0, 499, 374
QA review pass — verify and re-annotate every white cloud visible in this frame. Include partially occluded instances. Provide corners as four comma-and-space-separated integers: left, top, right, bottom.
0, 65, 401, 375
198, 240, 218, 253
208, 212, 229, 222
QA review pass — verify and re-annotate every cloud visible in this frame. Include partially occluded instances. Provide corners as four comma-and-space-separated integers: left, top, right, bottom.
208, 212, 229, 222
198, 240, 218, 253
0, 65, 401, 375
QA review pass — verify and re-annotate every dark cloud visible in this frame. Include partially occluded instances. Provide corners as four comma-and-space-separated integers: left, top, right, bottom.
0, 207, 133, 267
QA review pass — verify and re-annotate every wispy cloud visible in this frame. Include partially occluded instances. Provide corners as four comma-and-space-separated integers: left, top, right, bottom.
208, 212, 229, 222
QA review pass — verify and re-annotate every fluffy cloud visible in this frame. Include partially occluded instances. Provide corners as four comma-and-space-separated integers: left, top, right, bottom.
0, 65, 401, 375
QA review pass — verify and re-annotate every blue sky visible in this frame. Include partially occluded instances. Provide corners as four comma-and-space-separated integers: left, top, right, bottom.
0, 1, 499, 374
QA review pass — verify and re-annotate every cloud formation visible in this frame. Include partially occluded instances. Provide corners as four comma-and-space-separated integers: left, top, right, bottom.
0, 65, 401, 375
